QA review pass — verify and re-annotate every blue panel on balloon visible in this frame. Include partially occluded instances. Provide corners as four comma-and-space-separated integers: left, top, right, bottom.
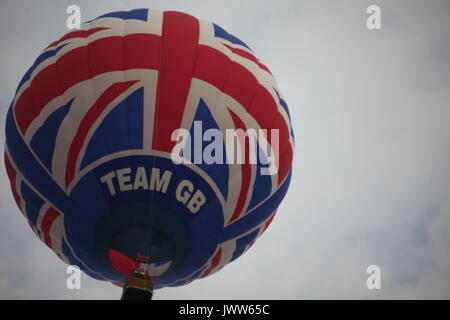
213, 23, 252, 51
96, 9, 148, 21
30, 98, 74, 172
16, 43, 68, 93
274, 88, 294, 141
20, 182, 45, 226
247, 142, 273, 211
81, 87, 144, 170
231, 229, 259, 262
187, 98, 229, 200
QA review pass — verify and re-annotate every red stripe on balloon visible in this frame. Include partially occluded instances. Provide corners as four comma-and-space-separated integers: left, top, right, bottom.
41, 207, 60, 248
262, 211, 276, 233
251, 86, 292, 186
222, 43, 271, 74
112, 281, 124, 288
4, 152, 17, 189
228, 109, 252, 224
194, 45, 259, 109
151, 11, 200, 152
46, 27, 109, 49
200, 247, 222, 278
4, 152, 21, 208
65, 80, 138, 188
277, 141, 293, 186
194, 45, 292, 184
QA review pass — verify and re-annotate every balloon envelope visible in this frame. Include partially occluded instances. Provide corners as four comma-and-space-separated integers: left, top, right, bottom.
4, 9, 294, 288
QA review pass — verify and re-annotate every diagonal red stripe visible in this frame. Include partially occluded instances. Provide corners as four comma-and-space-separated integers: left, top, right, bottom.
65, 80, 138, 188
41, 207, 60, 248
228, 109, 252, 223
46, 27, 109, 49
14, 34, 161, 134
4, 152, 21, 208
200, 247, 222, 278
222, 43, 271, 74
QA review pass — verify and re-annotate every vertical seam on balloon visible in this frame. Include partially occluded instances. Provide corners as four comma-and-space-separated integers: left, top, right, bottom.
165, 19, 230, 241
120, 16, 135, 265
184, 27, 236, 228
120, 15, 133, 167
11, 35, 71, 234
52, 32, 80, 189
15, 60, 53, 181
59, 18, 118, 282
211, 49, 263, 205
69, 21, 104, 183
165, 14, 204, 259
65, 80, 139, 188
197, 59, 260, 226
146, 10, 167, 261
190, 47, 233, 199
224, 64, 264, 221
226, 109, 253, 224
69, 27, 136, 284
82, 24, 109, 180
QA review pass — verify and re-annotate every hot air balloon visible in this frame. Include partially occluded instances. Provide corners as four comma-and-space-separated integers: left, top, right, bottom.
4, 9, 294, 299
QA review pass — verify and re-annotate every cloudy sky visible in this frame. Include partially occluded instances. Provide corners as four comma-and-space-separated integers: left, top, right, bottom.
0, 0, 449, 299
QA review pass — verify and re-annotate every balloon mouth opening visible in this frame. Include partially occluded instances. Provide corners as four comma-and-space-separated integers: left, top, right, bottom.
107, 225, 175, 277
94, 201, 191, 280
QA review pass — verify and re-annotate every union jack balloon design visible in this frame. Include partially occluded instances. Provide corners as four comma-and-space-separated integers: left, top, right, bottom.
4, 9, 294, 289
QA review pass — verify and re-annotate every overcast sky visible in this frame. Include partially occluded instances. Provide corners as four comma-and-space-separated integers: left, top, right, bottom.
0, 0, 449, 299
